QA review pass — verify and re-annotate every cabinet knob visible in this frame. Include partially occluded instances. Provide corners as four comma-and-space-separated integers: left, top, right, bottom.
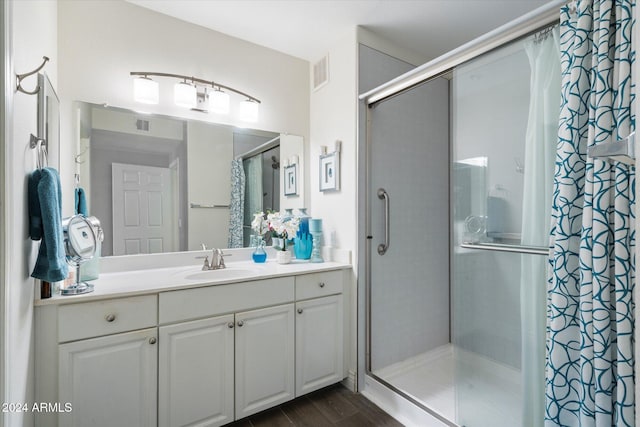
297, 308, 304, 314
148, 337, 157, 345
237, 320, 244, 327
227, 322, 235, 329
105, 314, 116, 322
319, 282, 325, 288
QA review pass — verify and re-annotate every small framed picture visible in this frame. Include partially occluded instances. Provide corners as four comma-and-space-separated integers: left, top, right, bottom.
284, 164, 297, 196
319, 151, 340, 192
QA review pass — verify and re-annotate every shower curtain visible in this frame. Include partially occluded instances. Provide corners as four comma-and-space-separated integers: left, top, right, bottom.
228, 159, 245, 248
521, 26, 560, 427
546, 1, 635, 426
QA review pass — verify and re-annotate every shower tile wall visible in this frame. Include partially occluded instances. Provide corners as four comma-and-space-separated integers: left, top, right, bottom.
369, 77, 450, 371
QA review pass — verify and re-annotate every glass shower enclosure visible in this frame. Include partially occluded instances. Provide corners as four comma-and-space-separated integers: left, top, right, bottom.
364, 23, 559, 427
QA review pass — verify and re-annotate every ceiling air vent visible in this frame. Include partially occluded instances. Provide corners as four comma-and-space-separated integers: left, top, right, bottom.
136, 119, 150, 132
313, 54, 329, 92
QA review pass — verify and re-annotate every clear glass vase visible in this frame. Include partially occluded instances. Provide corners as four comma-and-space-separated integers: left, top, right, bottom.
252, 236, 267, 263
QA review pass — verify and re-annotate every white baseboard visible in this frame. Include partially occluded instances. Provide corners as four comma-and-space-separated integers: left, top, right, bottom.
341, 369, 357, 392
361, 375, 452, 427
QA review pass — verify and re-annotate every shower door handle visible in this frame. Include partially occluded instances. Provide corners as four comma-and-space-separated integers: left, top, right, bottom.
377, 188, 389, 255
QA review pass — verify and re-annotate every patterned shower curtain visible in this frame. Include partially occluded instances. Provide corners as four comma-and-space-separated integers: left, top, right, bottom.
228, 159, 245, 248
546, 1, 635, 426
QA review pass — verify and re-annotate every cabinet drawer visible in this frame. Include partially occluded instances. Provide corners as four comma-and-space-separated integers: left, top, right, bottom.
159, 277, 295, 324
295, 270, 343, 300
58, 295, 157, 343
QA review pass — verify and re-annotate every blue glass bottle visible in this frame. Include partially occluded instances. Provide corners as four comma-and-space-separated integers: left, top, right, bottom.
252, 236, 267, 263
294, 208, 312, 260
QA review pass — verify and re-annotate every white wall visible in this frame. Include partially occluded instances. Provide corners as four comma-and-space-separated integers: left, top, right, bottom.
57, 0, 309, 217
0, 0, 6, 420
309, 29, 358, 253
280, 134, 305, 211
5, 1, 57, 426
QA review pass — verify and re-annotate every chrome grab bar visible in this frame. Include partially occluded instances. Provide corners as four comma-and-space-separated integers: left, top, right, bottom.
377, 188, 390, 255
460, 241, 549, 256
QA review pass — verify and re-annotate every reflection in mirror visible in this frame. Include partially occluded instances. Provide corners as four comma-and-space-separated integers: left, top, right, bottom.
74, 101, 282, 256
38, 73, 60, 169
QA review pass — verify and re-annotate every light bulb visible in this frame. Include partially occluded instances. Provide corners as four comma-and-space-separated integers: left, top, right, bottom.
209, 89, 230, 114
133, 77, 159, 105
239, 99, 259, 122
174, 81, 197, 108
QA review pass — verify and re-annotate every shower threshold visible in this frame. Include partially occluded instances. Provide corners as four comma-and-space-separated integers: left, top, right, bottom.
366, 344, 522, 427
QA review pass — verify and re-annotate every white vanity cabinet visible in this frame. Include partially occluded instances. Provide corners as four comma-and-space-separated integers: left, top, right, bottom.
294, 271, 344, 396
35, 266, 348, 427
158, 277, 296, 426
35, 295, 159, 427
158, 314, 235, 427
235, 303, 295, 419
58, 328, 158, 427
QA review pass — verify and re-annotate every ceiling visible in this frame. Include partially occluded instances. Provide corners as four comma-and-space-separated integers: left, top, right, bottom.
126, 0, 551, 63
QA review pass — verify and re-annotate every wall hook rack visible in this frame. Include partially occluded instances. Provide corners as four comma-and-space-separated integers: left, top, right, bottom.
74, 147, 88, 164
16, 56, 49, 95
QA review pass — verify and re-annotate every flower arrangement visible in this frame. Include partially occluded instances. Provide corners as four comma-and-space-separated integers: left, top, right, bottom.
251, 211, 300, 251
267, 212, 300, 251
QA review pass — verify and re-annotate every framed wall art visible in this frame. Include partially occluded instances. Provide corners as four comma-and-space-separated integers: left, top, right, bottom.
319, 151, 340, 192
284, 164, 298, 196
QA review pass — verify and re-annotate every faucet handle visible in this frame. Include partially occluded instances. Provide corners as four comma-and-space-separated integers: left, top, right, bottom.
196, 255, 210, 270
218, 251, 231, 268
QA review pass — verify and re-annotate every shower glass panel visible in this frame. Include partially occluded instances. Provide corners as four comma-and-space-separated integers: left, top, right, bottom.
367, 25, 558, 427
451, 31, 557, 427
368, 76, 451, 420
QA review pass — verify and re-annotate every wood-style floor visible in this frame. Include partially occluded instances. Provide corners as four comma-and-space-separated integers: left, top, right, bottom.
227, 384, 404, 426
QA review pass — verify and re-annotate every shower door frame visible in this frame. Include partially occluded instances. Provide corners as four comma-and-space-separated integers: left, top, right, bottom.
359, 1, 565, 424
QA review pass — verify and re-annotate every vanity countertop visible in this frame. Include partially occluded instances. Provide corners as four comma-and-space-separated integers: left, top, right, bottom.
35, 259, 351, 306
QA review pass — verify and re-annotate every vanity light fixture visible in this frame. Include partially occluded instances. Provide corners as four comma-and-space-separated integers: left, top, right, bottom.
239, 99, 259, 123
209, 88, 230, 114
130, 71, 260, 120
174, 80, 197, 108
133, 76, 159, 105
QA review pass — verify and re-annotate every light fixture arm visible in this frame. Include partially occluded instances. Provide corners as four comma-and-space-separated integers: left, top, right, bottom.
130, 71, 261, 103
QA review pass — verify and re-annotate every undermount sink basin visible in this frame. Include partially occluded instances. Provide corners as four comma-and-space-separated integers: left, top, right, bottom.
182, 268, 258, 282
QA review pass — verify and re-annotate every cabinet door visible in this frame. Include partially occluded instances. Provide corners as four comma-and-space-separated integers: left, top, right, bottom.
58, 328, 157, 427
235, 304, 295, 419
159, 314, 235, 427
296, 295, 344, 396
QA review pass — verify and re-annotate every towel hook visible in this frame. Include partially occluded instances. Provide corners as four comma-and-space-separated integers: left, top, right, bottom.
74, 147, 88, 164
16, 56, 49, 95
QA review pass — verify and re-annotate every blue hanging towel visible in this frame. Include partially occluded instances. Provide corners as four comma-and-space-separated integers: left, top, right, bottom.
31, 167, 68, 283
75, 187, 88, 216
28, 169, 43, 240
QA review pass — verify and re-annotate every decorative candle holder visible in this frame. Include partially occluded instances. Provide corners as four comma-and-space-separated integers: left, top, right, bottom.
309, 219, 324, 263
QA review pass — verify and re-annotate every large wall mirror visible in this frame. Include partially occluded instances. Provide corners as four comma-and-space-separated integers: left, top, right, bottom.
59, 1, 308, 258
74, 101, 303, 257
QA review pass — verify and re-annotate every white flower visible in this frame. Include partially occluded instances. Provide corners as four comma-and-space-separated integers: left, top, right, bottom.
268, 213, 300, 238
251, 212, 268, 235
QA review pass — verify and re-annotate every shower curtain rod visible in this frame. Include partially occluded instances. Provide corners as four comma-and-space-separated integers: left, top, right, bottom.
359, 0, 566, 106
236, 135, 280, 160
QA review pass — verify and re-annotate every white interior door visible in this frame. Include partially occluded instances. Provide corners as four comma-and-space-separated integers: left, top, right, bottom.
112, 163, 175, 255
